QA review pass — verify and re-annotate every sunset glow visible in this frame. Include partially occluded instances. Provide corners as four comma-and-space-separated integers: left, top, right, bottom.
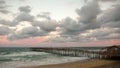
0, 0, 120, 47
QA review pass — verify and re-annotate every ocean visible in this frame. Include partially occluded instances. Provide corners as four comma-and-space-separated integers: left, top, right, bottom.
0, 47, 102, 68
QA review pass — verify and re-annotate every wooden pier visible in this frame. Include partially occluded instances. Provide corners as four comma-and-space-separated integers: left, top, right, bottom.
31, 46, 120, 59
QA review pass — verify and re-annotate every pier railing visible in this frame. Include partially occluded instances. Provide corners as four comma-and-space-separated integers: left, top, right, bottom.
31, 46, 120, 59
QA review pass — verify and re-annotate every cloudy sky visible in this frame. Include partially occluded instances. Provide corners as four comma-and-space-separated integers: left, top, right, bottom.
0, 0, 120, 47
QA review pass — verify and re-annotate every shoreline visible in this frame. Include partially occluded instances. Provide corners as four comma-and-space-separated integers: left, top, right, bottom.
18, 59, 120, 68
17, 58, 90, 68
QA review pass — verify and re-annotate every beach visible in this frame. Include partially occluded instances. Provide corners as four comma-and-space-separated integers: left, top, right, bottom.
1, 47, 120, 68
19, 59, 120, 68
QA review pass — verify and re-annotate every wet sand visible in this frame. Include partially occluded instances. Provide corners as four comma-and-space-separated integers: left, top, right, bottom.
18, 59, 120, 68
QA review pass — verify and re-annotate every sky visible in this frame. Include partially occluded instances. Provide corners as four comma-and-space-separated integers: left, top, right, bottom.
0, 0, 120, 47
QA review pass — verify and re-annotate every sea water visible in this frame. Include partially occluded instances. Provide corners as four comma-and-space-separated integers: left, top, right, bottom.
0, 47, 102, 68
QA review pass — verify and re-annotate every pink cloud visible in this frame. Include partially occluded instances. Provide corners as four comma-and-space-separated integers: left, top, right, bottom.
0, 35, 120, 46
83, 39, 120, 46
0, 36, 10, 44
0, 36, 46, 45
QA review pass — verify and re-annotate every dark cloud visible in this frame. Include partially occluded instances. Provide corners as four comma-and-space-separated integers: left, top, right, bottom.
76, 0, 101, 30
0, 26, 11, 35
8, 26, 48, 40
98, 6, 120, 23
0, 9, 9, 14
49, 1, 102, 43
52, 0, 120, 43
101, 21, 120, 28
87, 28, 112, 38
0, 5, 58, 41
8, 19, 58, 40
59, 17, 84, 35
59, 1, 101, 37
32, 20, 58, 31
0, 0, 10, 14
0, 0, 5, 4
95, 33, 120, 40
0, 12, 34, 26
86, 28, 120, 40
76, 1, 101, 24
15, 5, 34, 22
0, 20, 17, 26
92, 4, 120, 41
14, 12, 34, 22
19, 6, 31, 13
98, 5, 120, 28
0, 0, 120, 42
0, 5, 34, 26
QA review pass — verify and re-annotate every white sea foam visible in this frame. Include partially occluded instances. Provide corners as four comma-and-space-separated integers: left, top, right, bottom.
0, 52, 88, 68
0, 52, 49, 57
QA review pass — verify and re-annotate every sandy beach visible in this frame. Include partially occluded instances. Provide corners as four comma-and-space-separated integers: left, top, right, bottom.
18, 59, 120, 68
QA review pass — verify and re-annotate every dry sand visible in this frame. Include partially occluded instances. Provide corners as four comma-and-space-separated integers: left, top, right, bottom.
19, 59, 120, 68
